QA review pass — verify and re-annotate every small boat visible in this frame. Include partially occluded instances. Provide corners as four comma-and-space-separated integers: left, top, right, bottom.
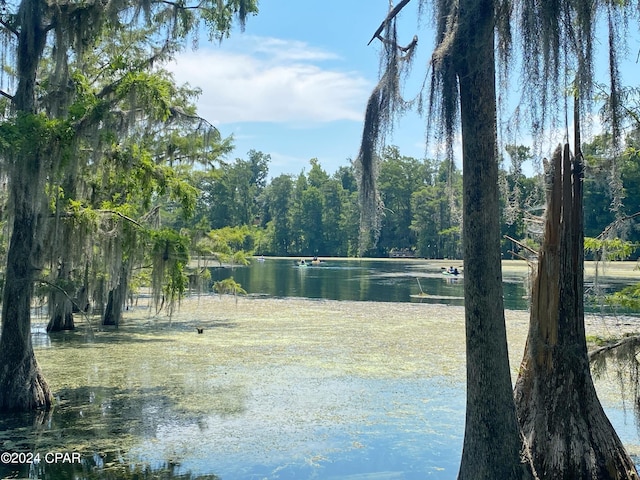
296, 259, 309, 267
441, 267, 462, 276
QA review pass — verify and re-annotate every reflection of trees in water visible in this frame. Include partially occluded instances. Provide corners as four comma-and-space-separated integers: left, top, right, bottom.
0, 383, 243, 479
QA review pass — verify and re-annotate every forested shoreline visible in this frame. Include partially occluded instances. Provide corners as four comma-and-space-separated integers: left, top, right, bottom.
181, 134, 640, 260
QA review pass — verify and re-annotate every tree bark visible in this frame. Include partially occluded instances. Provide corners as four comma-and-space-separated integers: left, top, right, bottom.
47, 261, 76, 332
0, 156, 53, 410
514, 145, 637, 478
0, 156, 54, 411
47, 290, 75, 332
102, 262, 129, 327
455, 0, 532, 477
0, 0, 53, 411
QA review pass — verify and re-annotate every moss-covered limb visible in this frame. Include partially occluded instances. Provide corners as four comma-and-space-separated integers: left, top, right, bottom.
596, 212, 640, 242
150, 228, 190, 316
589, 334, 640, 363
356, 7, 418, 255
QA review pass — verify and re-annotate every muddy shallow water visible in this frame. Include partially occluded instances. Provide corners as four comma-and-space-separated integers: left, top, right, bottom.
2, 296, 640, 479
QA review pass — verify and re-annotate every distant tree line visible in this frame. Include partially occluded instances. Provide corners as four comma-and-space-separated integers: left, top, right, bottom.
0, 123, 637, 340
177, 132, 640, 261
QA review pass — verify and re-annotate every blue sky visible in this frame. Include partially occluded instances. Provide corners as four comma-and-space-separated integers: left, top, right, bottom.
168, 1, 640, 179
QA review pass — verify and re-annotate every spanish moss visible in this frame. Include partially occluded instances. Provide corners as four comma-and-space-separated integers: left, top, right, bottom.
355, 4, 417, 255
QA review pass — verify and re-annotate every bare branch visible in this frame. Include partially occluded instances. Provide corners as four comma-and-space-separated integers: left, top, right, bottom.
504, 234, 538, 256
368, 0, 413, 46
507, 250, 532, 262
399, 35, 418, 53
99, 209, 143, 228
596, 211, 640, 240
374, 33, 418, 54
0, 89, 13, 100
0, 17, 19, 36
37, 279, 95, 332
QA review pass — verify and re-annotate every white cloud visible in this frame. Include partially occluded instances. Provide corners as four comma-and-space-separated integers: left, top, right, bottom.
249, 37, 340, 62
168, 37, 371, 125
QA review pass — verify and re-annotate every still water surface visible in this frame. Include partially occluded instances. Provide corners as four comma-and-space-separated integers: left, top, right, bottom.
210, 257, 636, 312
0, 258, 638, 479
210, 258, 526, 308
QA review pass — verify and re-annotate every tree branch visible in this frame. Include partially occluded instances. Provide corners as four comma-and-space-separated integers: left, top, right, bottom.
367, 0, 414, 46
504, 234, 538, 256
589, 334, 640, 362
0, 89, 13, 101
507, 250, 532, 262
156, 0, 206, 10
374, 33, 418, 54
98, 210, 143, 228
0, 17, 19, 36
56, 209, 144, 228
37, 279, 94, 332
597, 211, 640, 240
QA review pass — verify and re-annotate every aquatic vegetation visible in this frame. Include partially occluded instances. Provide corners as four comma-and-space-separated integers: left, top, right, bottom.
0, 296, 636, 478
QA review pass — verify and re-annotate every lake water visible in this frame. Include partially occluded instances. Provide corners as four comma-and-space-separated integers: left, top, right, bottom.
209, 257, 637, 312
1, 259, 639, 480
209, 258, 526, 308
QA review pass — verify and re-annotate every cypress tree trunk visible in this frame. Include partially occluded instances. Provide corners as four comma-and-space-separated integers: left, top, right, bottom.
514, 145, 637, 478
47, 291, 75, 332
102, 262, 129, 327
0, 183, 53, 410
47, 261, 75, 332
455, 0, 532, 477
0, 0, 53, 411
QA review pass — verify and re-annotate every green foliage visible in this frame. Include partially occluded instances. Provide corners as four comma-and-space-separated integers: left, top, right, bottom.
150, 228, 190, 315
213, 276, 246, 294
198, 226, 254, 268
213, 276, 246, 304
0, 112, 74, 162
115, 71, 174, 121
606, 284, 640, 310
192, 150, 269, 229
201, 0, 259, 40
584, 237, 637, 261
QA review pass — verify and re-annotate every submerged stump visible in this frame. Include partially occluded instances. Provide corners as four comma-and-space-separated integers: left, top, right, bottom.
514, 144, 638, 479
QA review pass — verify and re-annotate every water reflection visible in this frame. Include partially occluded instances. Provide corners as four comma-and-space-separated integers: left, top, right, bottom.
209, 258, 639, 314
127, 376, 466, 479
211, 259, 496, 307
0, 380, 247, 479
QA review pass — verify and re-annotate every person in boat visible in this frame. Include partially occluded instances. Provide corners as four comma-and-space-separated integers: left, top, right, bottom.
299, 259, 306, 266
445, 266, 459, 275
